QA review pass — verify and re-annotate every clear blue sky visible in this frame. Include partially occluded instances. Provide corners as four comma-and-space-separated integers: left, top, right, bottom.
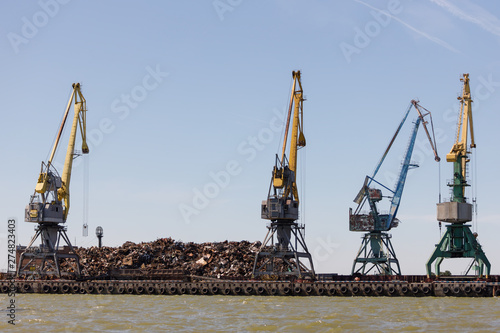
1, 0, 500, 275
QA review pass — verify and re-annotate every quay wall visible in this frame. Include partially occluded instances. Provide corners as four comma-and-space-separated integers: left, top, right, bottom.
2, 279, 499, 297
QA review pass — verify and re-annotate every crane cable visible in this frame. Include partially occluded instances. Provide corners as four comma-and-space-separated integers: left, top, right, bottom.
45, 89, 74, 164
472, 147, 478, 233
82, 154, 89, 237
276, 76, 295, 157
299, 146, 306, 226
438, 158, 442, 237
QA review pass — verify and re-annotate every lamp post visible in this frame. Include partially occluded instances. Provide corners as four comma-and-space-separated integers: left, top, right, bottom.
96, 226, 103, 248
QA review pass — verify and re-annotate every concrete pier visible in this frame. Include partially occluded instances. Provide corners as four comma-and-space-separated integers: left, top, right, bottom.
2, 279, 498, 297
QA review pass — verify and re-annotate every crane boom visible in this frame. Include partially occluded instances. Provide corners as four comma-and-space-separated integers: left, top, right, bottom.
280, 71, 305, 175
386, 116, 421, 229
27, 83, 89, 223
47, 88, 76, 168
386, 101, 440, 230
58, 84, 88, 220
446, 73, 474, 203
351, 100, 440, 232
272, 70, 305, 205
364, 101, 413, 191
264, 71, 305, 220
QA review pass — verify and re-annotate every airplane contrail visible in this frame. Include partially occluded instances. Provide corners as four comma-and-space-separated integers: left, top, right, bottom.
430, 0, 500, 37
354, 0, 460, 53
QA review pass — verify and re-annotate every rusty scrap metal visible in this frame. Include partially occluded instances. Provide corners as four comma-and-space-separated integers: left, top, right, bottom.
62, 238, 264, 279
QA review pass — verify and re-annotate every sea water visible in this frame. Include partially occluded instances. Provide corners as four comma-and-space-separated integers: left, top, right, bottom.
1, 294, 499, 332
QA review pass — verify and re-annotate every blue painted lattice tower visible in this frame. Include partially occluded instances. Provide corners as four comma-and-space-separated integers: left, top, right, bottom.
350, 100, 440, 275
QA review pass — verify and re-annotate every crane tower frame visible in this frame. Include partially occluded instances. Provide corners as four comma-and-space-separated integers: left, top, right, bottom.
350, 100, 440, 275
17, 83, 88, 278
426, 74, 490, 278
253, 71, 315, 280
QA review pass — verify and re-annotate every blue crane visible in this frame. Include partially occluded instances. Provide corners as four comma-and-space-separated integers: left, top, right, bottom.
350, 100, 440, 275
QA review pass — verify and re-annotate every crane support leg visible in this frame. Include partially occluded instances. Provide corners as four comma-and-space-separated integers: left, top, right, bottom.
252, 221, 315, 279
17, 224, 81, 278
352, 231, 401, 276
426, 223, 490, 278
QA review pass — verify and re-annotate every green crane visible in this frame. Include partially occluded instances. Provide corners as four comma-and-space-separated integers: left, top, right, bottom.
426, 74, 490, 278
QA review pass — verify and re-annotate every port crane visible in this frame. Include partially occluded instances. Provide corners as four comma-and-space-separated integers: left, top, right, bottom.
253, 70, 315, 279
426, 74, 490, 277
350, 100, 440, 275
17, 83, 88, 278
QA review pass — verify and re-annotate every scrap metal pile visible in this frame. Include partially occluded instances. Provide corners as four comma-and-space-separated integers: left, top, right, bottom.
71, 238, 269, 278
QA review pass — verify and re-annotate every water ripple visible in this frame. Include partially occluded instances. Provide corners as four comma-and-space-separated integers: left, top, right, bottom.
0, 294, 499, 332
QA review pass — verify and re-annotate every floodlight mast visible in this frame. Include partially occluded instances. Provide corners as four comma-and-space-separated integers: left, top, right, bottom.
96, 226, 103, 248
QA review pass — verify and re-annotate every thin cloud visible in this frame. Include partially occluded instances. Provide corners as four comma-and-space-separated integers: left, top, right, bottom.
354, 0, 460, 53
430, 0, 500, 37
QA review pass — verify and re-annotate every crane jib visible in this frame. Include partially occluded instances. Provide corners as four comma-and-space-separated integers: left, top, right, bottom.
350, 100, 440, 232
370, 102, 413, 183
30, 83, 89, 224
386, 117, 421, 230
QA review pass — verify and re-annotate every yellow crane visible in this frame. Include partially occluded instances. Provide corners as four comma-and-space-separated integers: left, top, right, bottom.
253, 71, 315, 279
18, 83, 89, 278
31, 83, 88, 222
272, 70, 306, 205
445, 73, 475, 202
426, 74, 490, 278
